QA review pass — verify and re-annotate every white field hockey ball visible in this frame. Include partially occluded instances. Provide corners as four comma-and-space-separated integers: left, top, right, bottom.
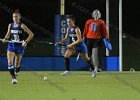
43, 77, 48, 80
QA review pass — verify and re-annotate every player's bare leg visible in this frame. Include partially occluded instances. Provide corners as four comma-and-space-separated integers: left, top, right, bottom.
7, 51, 17, 84
14, 54, 22, 76
61, 48, 76, 76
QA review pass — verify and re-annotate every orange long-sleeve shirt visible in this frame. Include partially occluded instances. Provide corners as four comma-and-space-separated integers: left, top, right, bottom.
83, 19, 108, 39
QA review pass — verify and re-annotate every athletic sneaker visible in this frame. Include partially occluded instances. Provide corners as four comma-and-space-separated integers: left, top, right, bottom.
12, 79, 18, 84
61, 71, 70, 76
97, 68, 102, 72
89, 67, 102, 72
92, 66, 98, 78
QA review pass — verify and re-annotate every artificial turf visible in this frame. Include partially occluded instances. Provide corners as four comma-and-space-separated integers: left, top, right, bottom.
0, 71, 140, 100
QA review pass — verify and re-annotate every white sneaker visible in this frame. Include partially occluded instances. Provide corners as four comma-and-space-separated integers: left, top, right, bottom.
12, 79, 18, 84
92, 66, 98, 78
61, 71, 70, 76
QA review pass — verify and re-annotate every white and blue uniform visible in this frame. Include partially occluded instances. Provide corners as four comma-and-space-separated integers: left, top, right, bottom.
7, 22, 25, 55
68, 26, 88, 53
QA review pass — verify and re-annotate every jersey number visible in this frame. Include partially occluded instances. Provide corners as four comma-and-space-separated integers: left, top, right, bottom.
13, 34, 19, 41
91, 23, 98, 32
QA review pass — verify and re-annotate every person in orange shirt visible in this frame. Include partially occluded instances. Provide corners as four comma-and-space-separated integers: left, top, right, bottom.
83, 9, 109, 71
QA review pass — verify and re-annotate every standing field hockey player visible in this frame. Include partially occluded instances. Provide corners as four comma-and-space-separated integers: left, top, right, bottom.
56, 15, 97, 77
1, 9, 34, 84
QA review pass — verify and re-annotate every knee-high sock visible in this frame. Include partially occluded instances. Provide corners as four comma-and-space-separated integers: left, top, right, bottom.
64, 58, 70, 71
8, 65, 16, 79
86, 59, 95, 71
16, 66, 20, 73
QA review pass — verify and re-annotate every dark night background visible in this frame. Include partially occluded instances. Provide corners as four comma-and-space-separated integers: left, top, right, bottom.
0, 0, 139, 38
0, 0, 139, 55
0, 0, 140, 70
0, 0, 107, 56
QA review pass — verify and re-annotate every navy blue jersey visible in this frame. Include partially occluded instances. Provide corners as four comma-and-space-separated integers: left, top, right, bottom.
68, 26, 77, 43
10, 22, 24, 41
68, 26, 84, 44
68, 26, 88, 53
7, 22, 25, 55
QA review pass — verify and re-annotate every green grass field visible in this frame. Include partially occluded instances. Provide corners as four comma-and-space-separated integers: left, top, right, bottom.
0, 71, 140, 100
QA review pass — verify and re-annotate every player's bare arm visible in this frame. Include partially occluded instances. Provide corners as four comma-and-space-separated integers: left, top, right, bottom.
56, 29, 69, 45
2, 24, 11, 43
21, 23, 34, 46
21, 23, 34, 43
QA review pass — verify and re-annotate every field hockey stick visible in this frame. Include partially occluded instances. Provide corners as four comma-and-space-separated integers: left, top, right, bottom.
76, 53, 80, 62
36, 40, 66, 46
36, 40, 54, 45
0, 39, 24, 43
